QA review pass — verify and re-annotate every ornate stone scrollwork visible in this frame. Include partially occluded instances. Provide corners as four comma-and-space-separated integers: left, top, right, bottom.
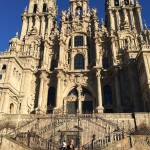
64, 93, 77, 102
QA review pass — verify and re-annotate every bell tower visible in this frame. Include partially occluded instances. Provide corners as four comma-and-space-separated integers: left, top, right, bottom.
105, 0, 143, 33
20, 0, 57, 40
70, 0, 88, 16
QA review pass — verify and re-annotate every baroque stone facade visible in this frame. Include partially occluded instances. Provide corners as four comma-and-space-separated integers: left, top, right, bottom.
0, 0, 150, 115
1, 0, 150, 149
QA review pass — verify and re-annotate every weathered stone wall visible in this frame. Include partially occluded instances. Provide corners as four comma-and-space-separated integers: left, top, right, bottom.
0, 137, 31, 150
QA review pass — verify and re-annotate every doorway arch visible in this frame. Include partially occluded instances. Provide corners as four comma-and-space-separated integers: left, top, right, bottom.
64, 86, 94, 114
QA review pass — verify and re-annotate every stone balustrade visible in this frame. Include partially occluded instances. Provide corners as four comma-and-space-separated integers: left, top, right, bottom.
14, 132, 59, 150
82, 131, 124, 150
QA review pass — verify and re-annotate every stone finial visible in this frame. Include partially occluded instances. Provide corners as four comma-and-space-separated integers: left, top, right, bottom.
16, 32, 18, 37
144, 20, 148, 30
24, 6, 27, 12
136, 0, 139, 5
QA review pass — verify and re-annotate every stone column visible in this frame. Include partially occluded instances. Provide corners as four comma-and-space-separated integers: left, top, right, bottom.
96, 69, 104, 113
35, 15, 40, 34
116, 10, 120, 30
111, 37, 117, 65
6, 61, 13, 82
28, 0, 34, 13
2, 91, 10, 113
95, 41, 100, 66
109, 10, 115, 31
129, 9, 135, 29
136, 8, 143, 32
0, 92, 3, 112
37, 72, 48, 113
38, 76, 44, 109
38, 0, 43, 13
47, 15, 53, 36
43, 79, 50, 113
20, 15, 27, 40
114, 68, 123, 112
41, 16, 46, 38
58, 42, 64, 68
55, 71, 63, 108
77, 85, 82, 114
28, 17, 33, 33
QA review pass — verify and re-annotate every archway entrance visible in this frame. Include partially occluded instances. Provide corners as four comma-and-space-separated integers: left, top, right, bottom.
64, 86, 94, 114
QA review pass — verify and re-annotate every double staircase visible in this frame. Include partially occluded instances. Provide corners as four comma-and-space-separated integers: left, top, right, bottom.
0, 114, 126, 150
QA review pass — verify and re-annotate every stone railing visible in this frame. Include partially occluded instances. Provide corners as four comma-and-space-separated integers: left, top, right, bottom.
8, 118, 41, 136
82, 131, 124, 150
13, 132, 60, 150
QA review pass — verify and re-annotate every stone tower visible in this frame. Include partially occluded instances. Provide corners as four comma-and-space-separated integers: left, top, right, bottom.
0, 0, 58, 114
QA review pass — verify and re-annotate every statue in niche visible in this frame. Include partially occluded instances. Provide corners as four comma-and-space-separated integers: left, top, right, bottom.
138, 33, 145, 44
77, 7, 81, 16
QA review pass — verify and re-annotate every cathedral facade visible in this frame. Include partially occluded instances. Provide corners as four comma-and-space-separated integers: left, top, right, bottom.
0, 0, 150, 115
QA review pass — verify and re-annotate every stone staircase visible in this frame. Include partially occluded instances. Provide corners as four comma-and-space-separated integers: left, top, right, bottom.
1, 114, 125, 150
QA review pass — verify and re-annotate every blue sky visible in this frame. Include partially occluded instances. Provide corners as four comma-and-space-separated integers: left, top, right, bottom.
0, 0, 150, 51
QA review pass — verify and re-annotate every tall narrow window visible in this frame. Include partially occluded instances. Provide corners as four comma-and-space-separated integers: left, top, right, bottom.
33, 4, 37, 13
43, 3, 47, 12
104, 85, 113, 105
50, 60, 57, 71
114, 0, 119, 6
74, 36, 84, 47
10, 103, 15, 114
47, 87, 56, 107
76, 6, 83, 19
0, 75, 2, 80
74, 54, 84, 70
69, 38, 71, 48
102, 57, 109, 69
124, 0, 129, 5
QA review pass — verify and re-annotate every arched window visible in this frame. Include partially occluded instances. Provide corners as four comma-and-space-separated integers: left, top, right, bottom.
76, 6, 83, 18
74, 36, 84, 47
10, 103, 15, 114
124, 0, 129, 5
2, 64, 7, 70
68, 88, 78, 96
43, 3, 47, 12
50, 60, 57, 71
0, 75, 2, 80
103, 85, 113, 105
69, 38, 71, 48
74, 54, 84, 70
33, 4, 37, 13
47, 87, 56, 107
102, 57, 109, 69
114, 0, 119, 6
19, 103, 21, 114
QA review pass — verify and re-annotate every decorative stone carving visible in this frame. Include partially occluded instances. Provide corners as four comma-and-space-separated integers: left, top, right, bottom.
64, 93, 77, 102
